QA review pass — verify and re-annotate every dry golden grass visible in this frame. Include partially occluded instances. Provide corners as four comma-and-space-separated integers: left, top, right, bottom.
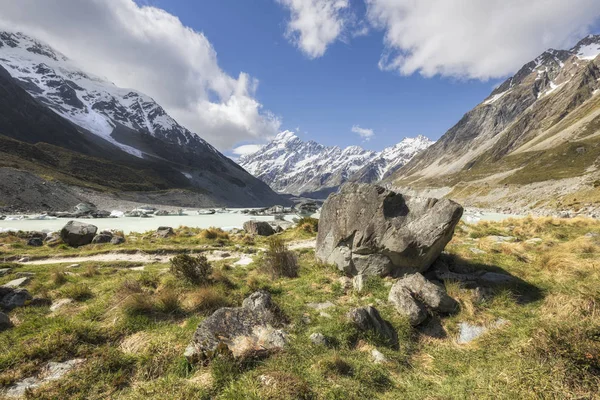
184, 286, 230, 314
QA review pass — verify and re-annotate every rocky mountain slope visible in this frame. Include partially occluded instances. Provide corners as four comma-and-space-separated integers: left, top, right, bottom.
388, 34, 600, 214
0, 31, 285, 208
239, 131, 432, 197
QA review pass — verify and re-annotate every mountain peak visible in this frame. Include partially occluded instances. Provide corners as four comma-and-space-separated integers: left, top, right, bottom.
274, 130, 299, 143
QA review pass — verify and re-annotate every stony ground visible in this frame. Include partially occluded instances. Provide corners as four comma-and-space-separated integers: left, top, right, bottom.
0, 218, 599, 399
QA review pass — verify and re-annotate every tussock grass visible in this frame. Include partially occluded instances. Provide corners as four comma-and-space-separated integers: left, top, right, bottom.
1, 218, 600, 399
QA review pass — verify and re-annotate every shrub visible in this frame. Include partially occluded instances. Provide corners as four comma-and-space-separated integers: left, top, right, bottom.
155, 289, 182, 314
200, 227, 229, 240
261, 237, 298, 279
51, 269, 67, 286
170, 254, 213, 285
119, 279, 143, 295
296, 217, 319, 233
137, 271, 160, 288
81, 265, 99, 278
60, 283, 93, 301
122, 293, 154, 316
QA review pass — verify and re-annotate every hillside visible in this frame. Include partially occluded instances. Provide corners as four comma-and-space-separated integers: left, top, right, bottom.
388, 35, 600, 215
0, 31, 286, 210
239, 131, 432, 197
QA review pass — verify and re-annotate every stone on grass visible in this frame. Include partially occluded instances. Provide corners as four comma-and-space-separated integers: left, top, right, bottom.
154, 226, 175, 238
309, 332, 329, 346
0, 288, 33, 310
457, 319, 509, 344
91, 233, 113, 244
338, 276, 352, 292
0, 311, 12, 331
316, 183, 463, 277
185, 291, 287, 362
110, 236, 126, 245
50, 298, 73, 312
60, 221, 98, 247
347, 306, 398, 347
388, 273, 458, 326
0, 268, 11, 276
243, 221, 276, 236
353, 274, 366, 292
478, 272, 514, 284
2, 277, 30, 289
5, 359, 84, 397
371, 349, 387, 364
27, 237, 43, 247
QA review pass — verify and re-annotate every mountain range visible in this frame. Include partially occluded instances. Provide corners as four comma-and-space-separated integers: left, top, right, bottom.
239, 132, 432, 197
0, 31, 285, 210
385, 34, 600, 214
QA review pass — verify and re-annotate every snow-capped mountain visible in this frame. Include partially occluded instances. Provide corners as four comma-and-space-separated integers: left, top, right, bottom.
239, 131, 432, 197
0, 31, 284, 206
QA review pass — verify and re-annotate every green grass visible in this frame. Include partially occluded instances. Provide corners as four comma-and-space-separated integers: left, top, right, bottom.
1, 219, 599, 398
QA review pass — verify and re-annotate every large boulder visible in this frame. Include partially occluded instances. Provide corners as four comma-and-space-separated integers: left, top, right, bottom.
388, 273, 458, 326
185, 291, 287, 362
316, 183, 463, 277
60, 221, 98, 247
0, 287, 33, 310
243, 221, 276, 236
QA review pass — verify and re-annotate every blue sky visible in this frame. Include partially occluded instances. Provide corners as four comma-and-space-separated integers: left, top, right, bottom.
148, 0, 499, 151
145, 0, 600, 153
4, 0, 600, 153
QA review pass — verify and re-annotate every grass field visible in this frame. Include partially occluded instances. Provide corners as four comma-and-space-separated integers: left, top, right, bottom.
0, 217, 599, 399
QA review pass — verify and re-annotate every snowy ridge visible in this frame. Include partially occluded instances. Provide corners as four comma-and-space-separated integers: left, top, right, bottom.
239, 131, 432, 195
0, 31, 216, 158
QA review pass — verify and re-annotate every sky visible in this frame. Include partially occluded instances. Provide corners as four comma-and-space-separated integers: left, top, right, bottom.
1, 0, 600, 155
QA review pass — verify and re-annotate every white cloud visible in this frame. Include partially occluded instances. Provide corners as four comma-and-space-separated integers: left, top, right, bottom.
232, 144, 264, 157
352, 125, 374, 140
366, 0, 600, 80
0, 0, 280, 150
277, 0, 350, 58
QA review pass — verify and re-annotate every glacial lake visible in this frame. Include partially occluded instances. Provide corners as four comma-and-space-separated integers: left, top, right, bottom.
0, 212, 298, 234
0, 209, 522, 234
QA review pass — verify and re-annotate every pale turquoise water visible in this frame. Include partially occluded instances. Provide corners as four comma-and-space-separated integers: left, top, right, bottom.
0, 212, 297, 234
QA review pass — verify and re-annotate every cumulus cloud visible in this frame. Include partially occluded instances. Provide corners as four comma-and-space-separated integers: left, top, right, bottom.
352, 125, 374, 141
0, 0, 280, 150
277, 0, 350, 58
232, 144, 264, 157
366, 0, 600, 80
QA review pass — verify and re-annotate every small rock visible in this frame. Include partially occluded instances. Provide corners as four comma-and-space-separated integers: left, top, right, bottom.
243, 221, 276, 236
478, 272, 514, 284
0, 311, 12, 331
16, 272, 35, 278
0, 288, 33, 310
306, 301, 335, 311
0, 268, 11, 276
2, 277, 31, 289
371, 349, 387, 364
60, 221, 98, 247
27, 237, 43, 247
472, 286, 494, 303
457, 322, 487, 344
388, 273, 458, 326
319, 312, 332, 319
487, 235, 516, 243
469, 247, 485, 255
347, 306, 398, 347
66, 264, 80, 269
353, 274, 366, 292
154, 226, 175, 238
110, 236, 126, 245
309, 332, 328, 346
338, 276, 352, 292
525, 238, 543, 244
17, 257, 29, 263
92, 234, 113, 244
50, 298, 73, 312
5, 359, 84, 397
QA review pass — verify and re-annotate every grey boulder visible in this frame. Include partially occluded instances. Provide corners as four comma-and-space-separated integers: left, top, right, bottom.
0, 311, 11, 331
316, 183, 463, 277
154, 226, 175, 238
388, 273, 458, 326
60, 221, 98, 247
0, 287, 33, 310
243, 221, 276, 236
347, 306, 398, 347
91, 233, 113, 244
185, 291, 287, 362
110, 236, 126, 245
27, 237, 44, 247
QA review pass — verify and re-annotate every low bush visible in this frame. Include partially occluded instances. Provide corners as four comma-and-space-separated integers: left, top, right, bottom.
186, 287, 230, 314
60, 283, 93, 301
170, 254, 213, 285
200, 227, 229, 240
296, 217, 319, 233
154, 289, 182, 314
51, 269, 67, 286
261, 237, 298, 278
